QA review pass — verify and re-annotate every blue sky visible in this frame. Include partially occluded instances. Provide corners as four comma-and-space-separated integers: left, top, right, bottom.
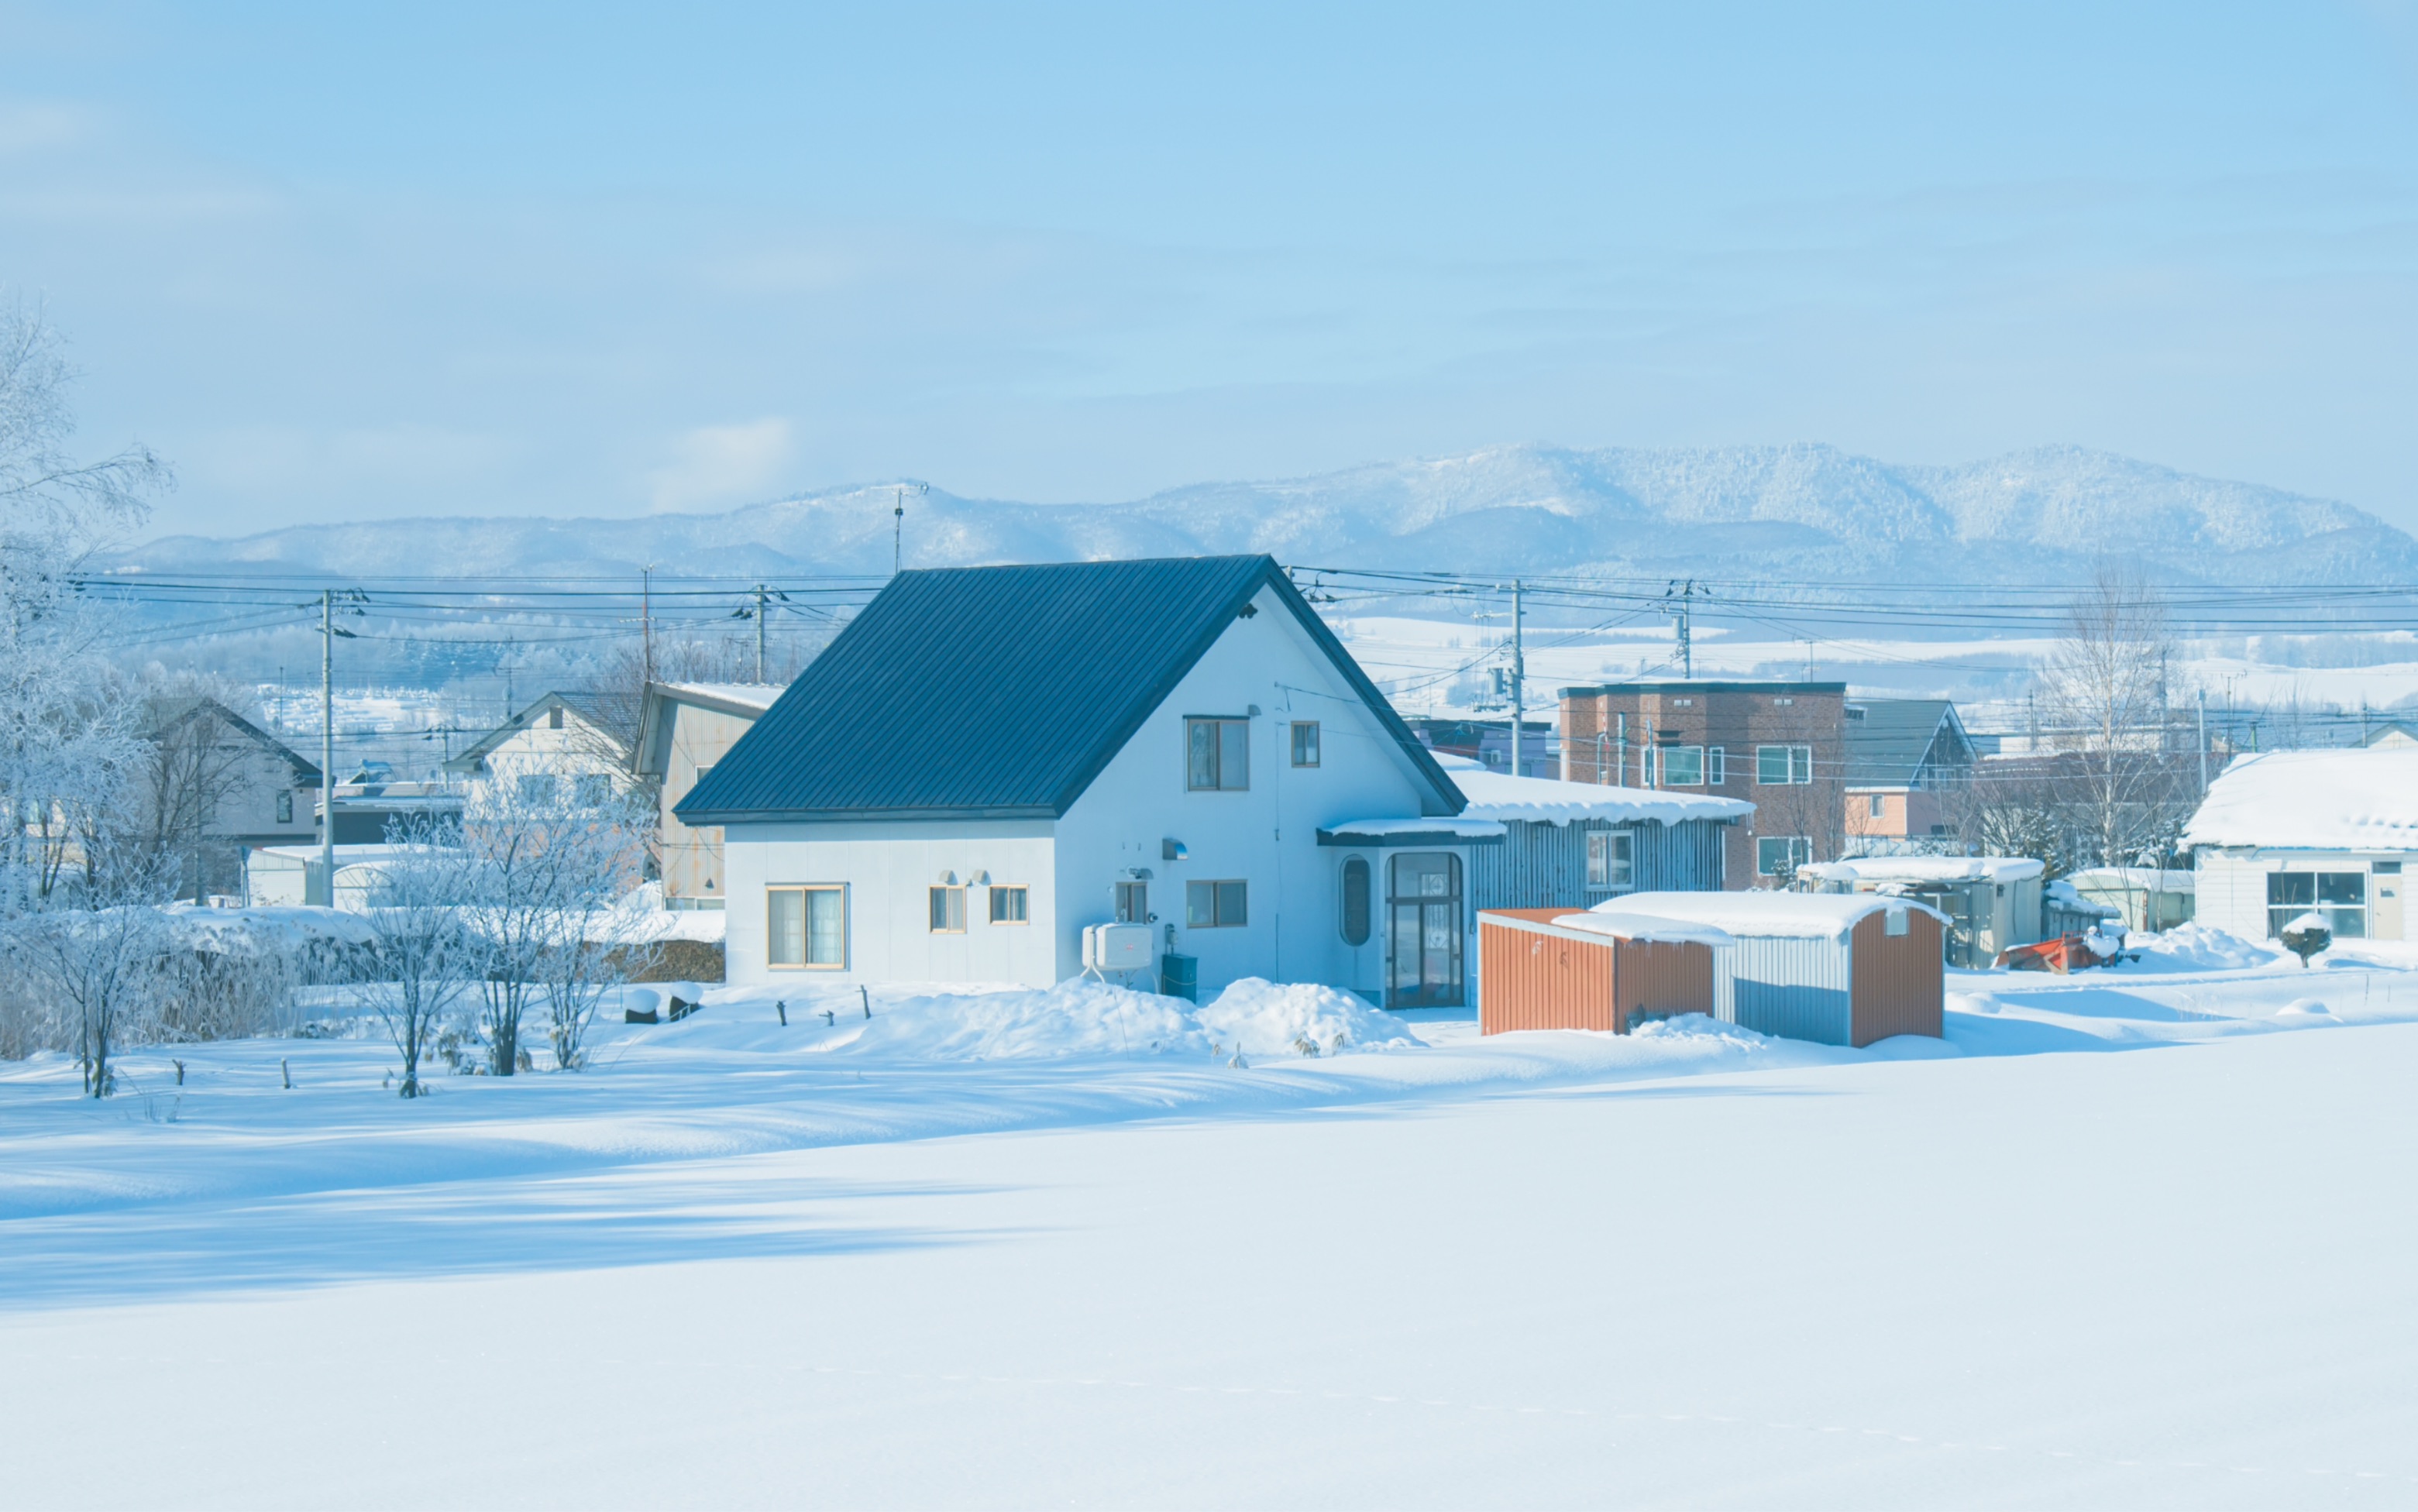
5, 2, 2416, 537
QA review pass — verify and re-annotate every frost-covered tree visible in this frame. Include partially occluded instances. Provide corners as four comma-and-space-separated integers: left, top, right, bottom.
459, 763, 652, 1075
2038, 565, 2196, 870
0, 301, 171, 915
6, 847, 174, 1094
360, 814, 477, 1098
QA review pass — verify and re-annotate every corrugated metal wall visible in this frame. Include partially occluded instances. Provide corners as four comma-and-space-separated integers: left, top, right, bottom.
1613, 940, 1715, 1028
1849, 911, 1945, 1046
1470, 819, 1728, 911
1480, 912, 1617, 1033
1715, 935, 1855, 1045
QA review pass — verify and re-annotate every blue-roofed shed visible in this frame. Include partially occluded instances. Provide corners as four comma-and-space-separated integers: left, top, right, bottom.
687, 555, 1484, 999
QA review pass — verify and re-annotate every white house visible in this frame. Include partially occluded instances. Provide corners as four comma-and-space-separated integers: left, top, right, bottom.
2186, 747, 2418, 941
678, 556, 1470, 1002
445, 691, 632, 803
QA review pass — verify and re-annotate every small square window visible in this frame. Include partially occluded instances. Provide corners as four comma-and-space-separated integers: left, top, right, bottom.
1290, 721, 1320, 767
929, 885, 966, 933
989, 885, 1029, 924
277, 789, 294, 824
573, 773, 613, 806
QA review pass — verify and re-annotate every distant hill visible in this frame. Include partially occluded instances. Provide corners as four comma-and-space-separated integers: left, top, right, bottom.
117, 442, 2418, 587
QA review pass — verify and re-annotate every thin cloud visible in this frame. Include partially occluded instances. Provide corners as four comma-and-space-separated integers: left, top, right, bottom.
646, 418, 795, 513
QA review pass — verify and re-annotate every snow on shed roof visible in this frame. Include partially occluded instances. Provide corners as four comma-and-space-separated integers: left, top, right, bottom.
1595, 890, 1947, 941
2184, 748, 2418, 850
2066, 866, 2195, 893
1800, 856, 2043, 885
1546, 912, 1736, 948
1433, 754, 1752, 826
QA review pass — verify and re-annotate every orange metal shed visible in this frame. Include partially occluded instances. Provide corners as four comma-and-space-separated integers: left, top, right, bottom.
1477, 908, 1718, 1035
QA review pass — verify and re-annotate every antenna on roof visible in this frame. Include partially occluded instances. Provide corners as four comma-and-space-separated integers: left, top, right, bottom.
893, 483, 928, 576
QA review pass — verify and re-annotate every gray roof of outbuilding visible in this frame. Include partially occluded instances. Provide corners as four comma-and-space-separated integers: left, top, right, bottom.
677, 555, 1464, 823
1842, 698, 1969, 786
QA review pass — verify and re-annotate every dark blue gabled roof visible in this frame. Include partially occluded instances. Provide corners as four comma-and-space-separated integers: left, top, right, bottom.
678, 555, 1464, 823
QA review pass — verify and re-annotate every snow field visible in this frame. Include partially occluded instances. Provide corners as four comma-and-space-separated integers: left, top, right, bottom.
7, 929, 2418, 1506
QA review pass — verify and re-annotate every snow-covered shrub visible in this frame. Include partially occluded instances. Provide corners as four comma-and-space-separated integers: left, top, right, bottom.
1195, 978, 1424, 1057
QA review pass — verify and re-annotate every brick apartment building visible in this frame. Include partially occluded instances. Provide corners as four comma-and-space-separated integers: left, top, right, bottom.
1557, 680, 1848, 888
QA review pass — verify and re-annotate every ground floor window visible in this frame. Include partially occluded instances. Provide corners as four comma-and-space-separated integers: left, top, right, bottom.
1187, 879, 1248, 927
1586, 830, 1633, 889
1756, 836, 1812, 877
2268, 870, 2366, 939
1340, 857, 1371, 945
929, 885, 967, 933
769, 885, 846, 968
988, 885, 1029, 923
1116, 880, 1149, 924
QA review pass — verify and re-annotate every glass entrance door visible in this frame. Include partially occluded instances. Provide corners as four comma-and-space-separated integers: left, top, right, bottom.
1388, 852, 1464, 1009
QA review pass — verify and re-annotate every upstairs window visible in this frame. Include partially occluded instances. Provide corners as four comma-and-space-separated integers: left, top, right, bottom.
1187, 718, 1249, 791
1756, 837, 1812, 877
518, 773, 557, 804
1660, 746, 1705, 786
548, 706, 565, 730
1290, 721, 1320, 768
1756, 744, 1814, 785
1708, 747, 1725, 785
573, 774, 613, 806
277, 790, 294, 824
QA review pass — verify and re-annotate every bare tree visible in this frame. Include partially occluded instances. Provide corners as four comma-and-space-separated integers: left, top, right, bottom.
6, 847, 174, 1095
2037, 564, 2195, 869
361, 814, 476, 1097
459, 763, 652, 1075
127, 679, 267, 901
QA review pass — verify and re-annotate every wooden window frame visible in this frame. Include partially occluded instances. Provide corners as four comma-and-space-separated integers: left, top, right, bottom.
1185, 716, 1250, 792
929, 885, 967, 933
768, 884, 848, 971
988, 884, 1030, 925
1185, 878, 1249, 928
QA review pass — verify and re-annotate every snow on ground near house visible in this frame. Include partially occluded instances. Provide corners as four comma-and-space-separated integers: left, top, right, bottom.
7, 940, 2418, 1507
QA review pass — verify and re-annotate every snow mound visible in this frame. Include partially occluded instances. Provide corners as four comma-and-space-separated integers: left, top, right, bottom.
837, 981, 1208, 1060
2124, 924, 2283, 973
2276, 998, 2337, 1019
1195, 978, 1425, 1057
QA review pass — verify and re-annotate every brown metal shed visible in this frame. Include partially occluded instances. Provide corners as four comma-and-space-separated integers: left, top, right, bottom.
1600, 892, 1946, 1047
1477, 908, 1720, 1035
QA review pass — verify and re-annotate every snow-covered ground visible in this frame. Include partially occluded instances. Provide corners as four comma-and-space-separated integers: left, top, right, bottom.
5, 933, 2418, 1507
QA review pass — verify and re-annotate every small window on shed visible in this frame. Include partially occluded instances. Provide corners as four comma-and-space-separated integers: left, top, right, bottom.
1885, 905, 1909, 936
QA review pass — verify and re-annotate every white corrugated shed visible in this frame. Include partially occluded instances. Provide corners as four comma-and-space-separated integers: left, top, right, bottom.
2186, 749, 2418, 850
1546, 912, 1735, 947
1600, 891, 1945, 1046
1594, 890, 1945, 940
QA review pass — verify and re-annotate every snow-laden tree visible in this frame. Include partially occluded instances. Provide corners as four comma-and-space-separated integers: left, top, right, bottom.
0, 301, 171, 914
359, 814, 478, 1098
458, 764, 653, 1075
5, 847, 175, 1094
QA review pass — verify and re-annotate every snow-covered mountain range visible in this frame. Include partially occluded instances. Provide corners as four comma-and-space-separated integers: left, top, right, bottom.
121, 443, 2416, 586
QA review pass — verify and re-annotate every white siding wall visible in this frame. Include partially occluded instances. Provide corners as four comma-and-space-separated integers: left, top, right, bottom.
1054, 583, 1444, 995
722, 820, 1058, 988
2194, 850, 2272, 940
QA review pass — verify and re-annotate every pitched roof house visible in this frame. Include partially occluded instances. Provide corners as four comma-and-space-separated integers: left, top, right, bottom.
445, 690, 633, 802
1842, 698, 1973, 847
635, 682, 787, 909
2186, 747, 2418, 942
679, 555, 1470, 1001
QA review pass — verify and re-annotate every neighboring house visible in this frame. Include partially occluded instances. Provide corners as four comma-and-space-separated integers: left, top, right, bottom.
1404, 716, 1558, 779
634, 681, 786, 909
132, 696, 322, 901
2358, 721, 2418, 750
1840, 699, 1974, 846
445, 691, 633, 804
2186, 748, 2418, 941
1557, 680, 1849, 887
678, 555, 1469, 1004
321, 769, 463, 845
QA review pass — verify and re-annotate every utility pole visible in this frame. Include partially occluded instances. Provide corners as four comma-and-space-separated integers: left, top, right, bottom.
2198, 687, 2209, 792
891, 483, 927, 576
318, 590, 336, 909
754, 582, 768, 682
1508, 580, 1525, 778
641, 565, 655, 689
1666, 579, 1701, 679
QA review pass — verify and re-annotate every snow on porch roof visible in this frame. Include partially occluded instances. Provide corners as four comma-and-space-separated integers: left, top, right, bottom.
2184, 748, 2418, 851
1317, 817, 1506, 846
1432, 754, 1753, 826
